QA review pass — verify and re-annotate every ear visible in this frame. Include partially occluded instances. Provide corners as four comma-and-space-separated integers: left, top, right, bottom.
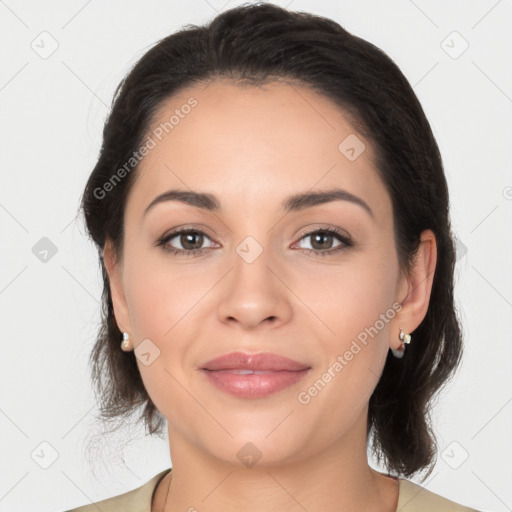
103, 237, 132, 334
391, 229, 437, 350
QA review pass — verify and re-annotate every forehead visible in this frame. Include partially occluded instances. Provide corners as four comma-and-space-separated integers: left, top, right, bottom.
127, 79, 390, 222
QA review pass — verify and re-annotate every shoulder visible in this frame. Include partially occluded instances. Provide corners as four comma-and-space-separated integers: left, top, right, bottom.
64, 468, 172, 512
397, 478, 481, 511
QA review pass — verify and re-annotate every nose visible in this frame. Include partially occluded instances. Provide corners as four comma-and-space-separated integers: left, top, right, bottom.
216, 244, 293, 331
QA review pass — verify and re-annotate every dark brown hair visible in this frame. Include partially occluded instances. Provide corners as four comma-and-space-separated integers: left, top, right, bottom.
80, 2, 463, 480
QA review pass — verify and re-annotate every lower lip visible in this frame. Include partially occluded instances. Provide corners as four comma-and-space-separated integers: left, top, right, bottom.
200, 368, 311, 398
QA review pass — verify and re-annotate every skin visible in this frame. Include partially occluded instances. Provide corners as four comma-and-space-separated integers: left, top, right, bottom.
103, 79, 437, 511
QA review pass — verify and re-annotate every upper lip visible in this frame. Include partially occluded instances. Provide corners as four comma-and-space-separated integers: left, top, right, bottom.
200, 352, 310, 371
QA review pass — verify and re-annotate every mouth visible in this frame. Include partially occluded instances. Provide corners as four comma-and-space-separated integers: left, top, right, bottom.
199, 351, 312, 398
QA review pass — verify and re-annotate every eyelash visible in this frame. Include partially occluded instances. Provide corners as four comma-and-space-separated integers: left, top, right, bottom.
155, 226, 354, 257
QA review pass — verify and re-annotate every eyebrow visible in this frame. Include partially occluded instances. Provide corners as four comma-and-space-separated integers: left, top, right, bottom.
143, 187, 374, 220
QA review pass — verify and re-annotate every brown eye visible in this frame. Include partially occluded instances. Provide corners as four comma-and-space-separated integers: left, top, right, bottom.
156, 228, 216, 256
298, 229, 347, 250
295, 228, 354, 257
177, 231, 205, 251
309, 232, 336, 250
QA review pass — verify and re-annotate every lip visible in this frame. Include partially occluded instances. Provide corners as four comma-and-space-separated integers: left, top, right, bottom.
199, 352, 312, 398
200, 351, 310, 371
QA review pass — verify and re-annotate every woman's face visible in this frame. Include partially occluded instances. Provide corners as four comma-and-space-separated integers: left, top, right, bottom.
106, 79, 414, 467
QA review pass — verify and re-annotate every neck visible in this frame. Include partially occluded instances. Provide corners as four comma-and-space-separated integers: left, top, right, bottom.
157, 408, 399, 512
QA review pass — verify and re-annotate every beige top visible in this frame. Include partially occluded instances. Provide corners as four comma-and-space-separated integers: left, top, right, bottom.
66, 468, 481, 511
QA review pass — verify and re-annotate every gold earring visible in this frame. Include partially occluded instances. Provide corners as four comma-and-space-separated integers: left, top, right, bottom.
391, 327, 411, 359
121, 332, 133, 351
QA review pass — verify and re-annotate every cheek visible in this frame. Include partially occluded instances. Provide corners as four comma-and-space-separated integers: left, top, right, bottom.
304, 251, 398, 395
122, 263, 193, 419
301, 247, 398, 337
123, 248, 194, 337
121, 252, 208, 382
297, 278, 397, 439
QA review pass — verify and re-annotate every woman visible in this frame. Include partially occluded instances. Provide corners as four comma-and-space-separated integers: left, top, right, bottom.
67, 3, 481, 511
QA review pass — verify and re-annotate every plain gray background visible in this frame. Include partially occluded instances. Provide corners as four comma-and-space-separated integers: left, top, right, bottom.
0, 1, 511, 511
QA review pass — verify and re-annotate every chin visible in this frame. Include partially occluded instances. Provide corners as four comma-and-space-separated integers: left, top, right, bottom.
200, 430, 309, 469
